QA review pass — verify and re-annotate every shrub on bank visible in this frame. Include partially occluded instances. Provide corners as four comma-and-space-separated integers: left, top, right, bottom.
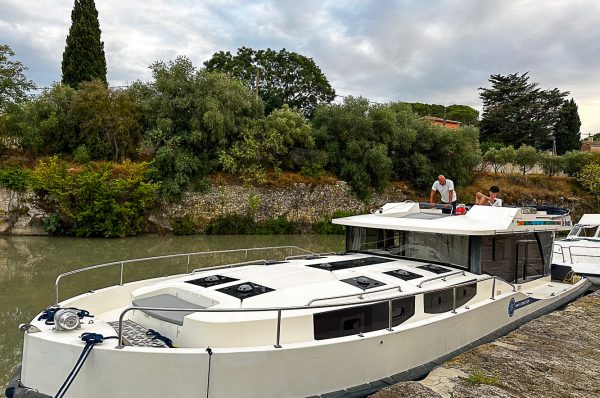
204, 214, 301, 235
31, 157, 159, 237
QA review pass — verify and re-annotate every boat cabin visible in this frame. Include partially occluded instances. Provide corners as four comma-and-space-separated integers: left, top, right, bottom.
334, 202, 572, 284
566, 214, 600, 240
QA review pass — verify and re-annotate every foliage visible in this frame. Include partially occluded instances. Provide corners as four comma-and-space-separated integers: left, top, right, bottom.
62, 0, 107, 87
205, 47, 335, 116
219, 120, 285, 184
314, 210, 353, 234
538, 152, 565, 177
554, 98, 581, 154
408, 102, 479, 125
31, 157, 159, 237
465, 368, 499, 386
73, 145, 91, 164
0, 166, 31, 192
204, 214, 299, 235
171, 216, 196, 235
515, 145, 539, 177
265, 105, 314, 170
479, 140, 504, 155
562, 150, 595, 176
484, 146, 516, 174
71, 80, 142, 160
479, 73, 574, 151
577, 163, 600, 196
136, 57, 263, 200
0, 44, 35, 113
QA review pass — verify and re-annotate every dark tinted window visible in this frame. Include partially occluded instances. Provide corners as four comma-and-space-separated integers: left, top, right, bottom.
424, 283, 477, 314
313, 297, 415, 340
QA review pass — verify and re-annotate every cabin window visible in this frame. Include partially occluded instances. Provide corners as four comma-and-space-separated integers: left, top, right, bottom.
480, 232, 553, 283
313, 297, 415, 340
577, 226, 598, 238
347, 227, 470, 269
423, 283, 477, 314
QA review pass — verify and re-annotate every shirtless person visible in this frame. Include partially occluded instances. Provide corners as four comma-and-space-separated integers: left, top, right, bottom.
475, 185, 502, 206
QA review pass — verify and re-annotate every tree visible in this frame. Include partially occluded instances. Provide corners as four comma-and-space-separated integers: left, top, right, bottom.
136, 56, 264, 199
408, 103, 479, 125
204, 47, 335, 116
538, 152, 565, 177
71, 80, 142, 161
554, 98, 581, 154
577, 163, 600, 198
479, 73, 569, 151
515, 145, 539, 177
62, 0, 107, 87
0, 44, 35, 113
484, 146, 516, 174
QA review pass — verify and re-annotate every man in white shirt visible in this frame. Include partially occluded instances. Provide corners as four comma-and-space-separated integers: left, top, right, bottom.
430, 175, 457, 214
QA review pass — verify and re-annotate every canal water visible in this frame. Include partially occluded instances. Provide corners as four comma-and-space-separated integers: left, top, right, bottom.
0, 234, 344, 389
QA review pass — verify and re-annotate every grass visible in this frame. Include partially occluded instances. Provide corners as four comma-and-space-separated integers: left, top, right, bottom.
464, 367, 500, 386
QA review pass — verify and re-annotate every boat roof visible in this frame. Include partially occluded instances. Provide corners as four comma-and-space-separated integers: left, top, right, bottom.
578, 214, 600, 226
332, 202, 572, 235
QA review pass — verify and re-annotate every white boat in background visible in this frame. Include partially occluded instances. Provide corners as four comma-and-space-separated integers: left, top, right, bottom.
7, 203, 590, 398
553, 214, 600, 289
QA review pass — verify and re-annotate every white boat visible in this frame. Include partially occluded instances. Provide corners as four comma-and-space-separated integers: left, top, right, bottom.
553, 214, 600, 288
8, 203, 590, 398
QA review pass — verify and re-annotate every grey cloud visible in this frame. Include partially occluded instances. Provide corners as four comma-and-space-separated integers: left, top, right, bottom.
1, 0, 599, 133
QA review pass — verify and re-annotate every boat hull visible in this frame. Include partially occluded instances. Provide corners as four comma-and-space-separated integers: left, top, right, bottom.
17, 278, 590, 398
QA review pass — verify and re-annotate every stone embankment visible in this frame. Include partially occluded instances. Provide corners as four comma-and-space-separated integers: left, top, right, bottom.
0, 182, 411, 235
371, 290, 600, 398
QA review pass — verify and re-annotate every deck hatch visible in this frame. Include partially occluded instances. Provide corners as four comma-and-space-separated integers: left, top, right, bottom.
217, 282, 274, 299
306, 256, 394, 271
417, 264, 451, 274
185, 275, 239, 288
384, 269, 422, 281
341, 276, 385, 290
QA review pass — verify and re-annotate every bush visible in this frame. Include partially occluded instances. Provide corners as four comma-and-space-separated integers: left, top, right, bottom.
577, 163, 600, 196
314, 210, 353, 234
73, 145, 91, 164
31, 157, 159, 237
515, 145, 539, 176
563, 150, 595, 176
171, 216, 196, 235
0, 166, 31, 192
538, 152, 565, 176
204, 214, 300, 235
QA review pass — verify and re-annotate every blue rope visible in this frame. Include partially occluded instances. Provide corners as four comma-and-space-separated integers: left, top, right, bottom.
146, 329, 173, 348
54, 333, 116, 398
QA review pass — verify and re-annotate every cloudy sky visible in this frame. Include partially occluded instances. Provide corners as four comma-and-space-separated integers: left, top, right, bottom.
1, 0, 599, 135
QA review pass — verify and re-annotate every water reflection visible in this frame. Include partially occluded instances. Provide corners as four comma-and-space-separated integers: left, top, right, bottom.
0, 234, 344, 388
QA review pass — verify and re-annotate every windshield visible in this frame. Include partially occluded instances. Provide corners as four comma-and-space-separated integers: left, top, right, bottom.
567, 225, 599, 239
346, 227, 469, 268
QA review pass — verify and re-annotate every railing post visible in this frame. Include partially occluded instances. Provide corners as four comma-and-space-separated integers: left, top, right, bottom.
491, 278, 496, 300
387, 300, 393, 331
274, 309, 282, 348
451, 287, 457, 314
245, 249, 248, 262
120, 262, 124, 286
187, 255, 190, 274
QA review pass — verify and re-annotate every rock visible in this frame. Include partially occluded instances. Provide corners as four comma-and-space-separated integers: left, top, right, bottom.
370, 291, 600, 398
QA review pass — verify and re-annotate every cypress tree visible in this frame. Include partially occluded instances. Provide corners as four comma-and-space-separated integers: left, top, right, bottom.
61, 0, 107, 87
554, 98, 581, 155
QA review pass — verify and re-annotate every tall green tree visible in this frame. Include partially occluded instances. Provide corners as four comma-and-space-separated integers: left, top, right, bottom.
554, 98, 581, 154
0, 44, 35, 113
479, 73, 569, 151
61, 0, 107, 87
204, 47, 335, 116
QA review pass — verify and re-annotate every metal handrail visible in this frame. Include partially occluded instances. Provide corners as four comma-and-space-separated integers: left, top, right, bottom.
284, 252, 337, 261
306, 284, 403, 306
554, 244, 600, 264
115, 276, 495, 348
191, 259, 268, 274
54, 246, 315, 305
416, 270, 466, 288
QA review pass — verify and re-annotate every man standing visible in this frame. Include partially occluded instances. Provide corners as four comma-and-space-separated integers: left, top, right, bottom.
430, 175, 457, 214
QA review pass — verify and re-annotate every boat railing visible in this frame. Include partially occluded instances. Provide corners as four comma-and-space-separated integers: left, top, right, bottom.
115, 276, 499, 349
416, 270, 466, 288
53, 246, 315, 305
554, 244, 600, 264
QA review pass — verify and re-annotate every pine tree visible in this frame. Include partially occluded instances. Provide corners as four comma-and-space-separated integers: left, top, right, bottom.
61, 0, 107, 87
554, 98, 581, 154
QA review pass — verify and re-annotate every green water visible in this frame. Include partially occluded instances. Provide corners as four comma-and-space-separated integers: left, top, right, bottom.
0, 234, 344, 389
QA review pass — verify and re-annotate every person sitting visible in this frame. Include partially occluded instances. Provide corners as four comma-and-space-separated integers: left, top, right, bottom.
475, 186, 502, 206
